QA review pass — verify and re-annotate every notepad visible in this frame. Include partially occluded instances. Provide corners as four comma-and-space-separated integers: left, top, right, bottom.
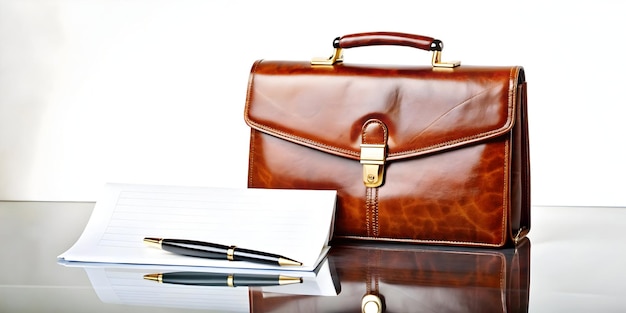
59, 183, 337, 272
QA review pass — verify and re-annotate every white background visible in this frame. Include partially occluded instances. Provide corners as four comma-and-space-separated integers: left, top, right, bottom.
1, 0, 625, 205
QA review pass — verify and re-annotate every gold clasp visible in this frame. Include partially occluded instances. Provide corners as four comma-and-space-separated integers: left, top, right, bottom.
360, 144, 386, 187
431, 50, 461, 68
311, 48, 343, 65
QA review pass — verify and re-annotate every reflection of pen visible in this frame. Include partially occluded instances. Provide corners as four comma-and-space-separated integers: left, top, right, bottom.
143, 237, 303, 266
143, 271, 303, 287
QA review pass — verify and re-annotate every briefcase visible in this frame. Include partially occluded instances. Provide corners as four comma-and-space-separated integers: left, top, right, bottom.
250, 238, 531, 313
244, 32, 530, 247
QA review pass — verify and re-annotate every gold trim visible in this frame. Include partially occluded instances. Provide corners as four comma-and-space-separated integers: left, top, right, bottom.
143, 273, 162, 283
431, 50, 460, 68
143, 237, 163, 249
278, 257, 303, 266
312, 47, 460, 68
227, 274, 234, 287
360, 144, 386, 187
227, 246, 236, 261
278, 275, 303, 285
361, 294, 383, 313
311, 48, 343, 65
514, 227, 527, 244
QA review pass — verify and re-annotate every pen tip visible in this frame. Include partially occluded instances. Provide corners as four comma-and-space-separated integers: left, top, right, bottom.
278, 275, 303, 285
278, 257, 303, 266
143, 237, 162, 248
143, 273, 162, 283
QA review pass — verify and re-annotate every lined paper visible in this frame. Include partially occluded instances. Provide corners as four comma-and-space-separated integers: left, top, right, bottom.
59, 183, 336, 271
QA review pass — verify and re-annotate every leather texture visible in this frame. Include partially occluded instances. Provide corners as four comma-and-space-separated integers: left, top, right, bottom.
244, 39, 530, 247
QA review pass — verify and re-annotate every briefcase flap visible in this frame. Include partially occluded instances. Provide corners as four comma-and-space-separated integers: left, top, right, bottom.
244, 60, 523, 161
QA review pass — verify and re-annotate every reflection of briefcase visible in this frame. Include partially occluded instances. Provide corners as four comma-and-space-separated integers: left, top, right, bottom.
244, 31, 530, 247
252, 238, 531, 313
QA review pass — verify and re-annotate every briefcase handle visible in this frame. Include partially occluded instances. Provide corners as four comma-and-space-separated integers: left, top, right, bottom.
311, 31, 460, 68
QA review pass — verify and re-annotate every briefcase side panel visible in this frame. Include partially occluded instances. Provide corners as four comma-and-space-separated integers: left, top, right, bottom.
510, 79, 531, 241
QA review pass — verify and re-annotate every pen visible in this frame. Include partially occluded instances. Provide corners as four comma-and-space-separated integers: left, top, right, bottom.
143, 237, 303, 266
143, 271, 303, 287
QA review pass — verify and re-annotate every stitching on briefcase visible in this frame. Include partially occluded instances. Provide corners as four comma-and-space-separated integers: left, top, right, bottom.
365, 187, 380, 237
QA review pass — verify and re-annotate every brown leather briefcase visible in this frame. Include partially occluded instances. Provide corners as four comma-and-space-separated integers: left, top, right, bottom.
244, 32, 530, 247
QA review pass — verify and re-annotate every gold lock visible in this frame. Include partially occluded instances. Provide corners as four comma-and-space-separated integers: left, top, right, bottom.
360, 143, 386, 188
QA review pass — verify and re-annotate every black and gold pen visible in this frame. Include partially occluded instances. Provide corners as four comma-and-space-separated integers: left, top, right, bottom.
143, 237, 303, 266
144, 271, 303, 287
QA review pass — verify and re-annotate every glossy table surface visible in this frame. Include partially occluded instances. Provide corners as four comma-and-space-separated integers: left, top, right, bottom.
1, 201, 625, 312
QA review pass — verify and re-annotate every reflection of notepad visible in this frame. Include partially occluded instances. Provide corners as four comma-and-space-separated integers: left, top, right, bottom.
59, 183, 337, 271
58, 258, 339, 313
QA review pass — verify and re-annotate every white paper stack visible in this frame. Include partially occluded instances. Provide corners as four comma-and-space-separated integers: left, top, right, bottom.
59, 183, 337, 272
